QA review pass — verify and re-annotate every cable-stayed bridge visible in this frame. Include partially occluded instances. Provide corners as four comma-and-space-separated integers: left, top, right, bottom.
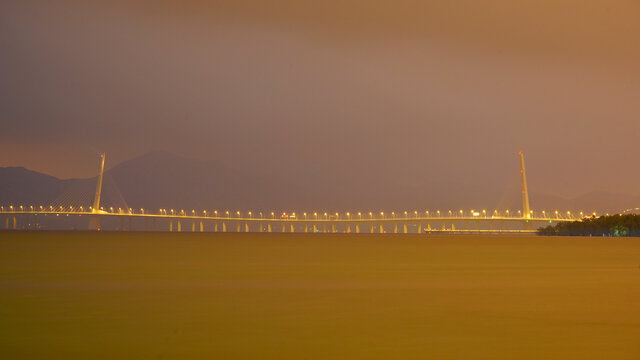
1, 152, 584, 233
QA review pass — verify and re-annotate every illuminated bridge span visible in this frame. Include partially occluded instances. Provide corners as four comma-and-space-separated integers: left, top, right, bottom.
1, 152, 586, 233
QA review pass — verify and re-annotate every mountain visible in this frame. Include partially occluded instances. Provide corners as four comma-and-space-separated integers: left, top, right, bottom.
0, 167, 67, 207
1, 152, 638, 214
104, 151, 308, 211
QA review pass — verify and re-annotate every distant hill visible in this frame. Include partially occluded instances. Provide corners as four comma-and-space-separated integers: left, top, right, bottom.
1, 152, 638, 214
0, 167, 67, 207
104, 151, 308, 211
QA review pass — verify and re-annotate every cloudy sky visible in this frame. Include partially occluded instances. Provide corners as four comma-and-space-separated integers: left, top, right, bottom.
1, 0, 639, 201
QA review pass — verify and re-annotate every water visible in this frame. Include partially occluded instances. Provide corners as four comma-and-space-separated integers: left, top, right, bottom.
1, 232, 639, 359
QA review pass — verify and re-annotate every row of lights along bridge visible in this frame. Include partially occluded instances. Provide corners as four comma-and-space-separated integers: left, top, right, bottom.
0, 205, 597, 220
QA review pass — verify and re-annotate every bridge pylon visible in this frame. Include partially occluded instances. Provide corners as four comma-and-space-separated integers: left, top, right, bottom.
89, 152, 106, 230
519, 151, 531, 219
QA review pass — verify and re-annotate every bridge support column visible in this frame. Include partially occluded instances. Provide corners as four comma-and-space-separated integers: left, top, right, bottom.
214, 222, 218, 232
394, 224, 398, 234
268, 223, 272, 233
169, 221, 173, 232
290, 224, 294, 233
417, 223, 421, 234
200, 221, 204, 232
305, 224, 308, 233
356, 224, 360, 233
313, 224, 317, 233
5, 216, 9, 229
403, 223, 408, 234
222, 222, 226, 232
370, 224, 374, 233
346, 224, 351, 233
177, 220, 182, 232
245, 223, 249, 232
236, 222, 240, 232
192, 221, 195, 232
331, 224, 336, 233
281, 223, 285, 232
12, 216, 17, 230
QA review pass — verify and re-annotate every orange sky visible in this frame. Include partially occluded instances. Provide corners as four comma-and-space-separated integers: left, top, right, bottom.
1, 0, 639, 201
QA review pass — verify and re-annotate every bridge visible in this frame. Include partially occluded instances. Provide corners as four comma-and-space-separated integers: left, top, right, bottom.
1, 152, 585, 233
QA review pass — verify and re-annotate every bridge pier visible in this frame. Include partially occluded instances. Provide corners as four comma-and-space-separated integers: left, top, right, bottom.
267, 223, 272, 233
331, 224, 336, 233
177, 219, 182, 232
403, 223, 408, 234
355, 224, 360, 233
313, 224, 317, 233
379, 224, 384, 233
200, 221, 204, 232
222, 222, 227, 232
192, 220, 196, 232
304, 224, 308, 233
245, 223, 250, 232
169, 221, 173, 232
5, 216, 9, 229
394, 224, 398, 234
290, 223, 294, 233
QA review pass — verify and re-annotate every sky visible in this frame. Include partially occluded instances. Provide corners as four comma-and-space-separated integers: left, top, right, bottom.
1, 0, 639, 201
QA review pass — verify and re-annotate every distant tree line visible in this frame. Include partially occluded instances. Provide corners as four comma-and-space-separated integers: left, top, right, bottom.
537, 214, 640, 237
